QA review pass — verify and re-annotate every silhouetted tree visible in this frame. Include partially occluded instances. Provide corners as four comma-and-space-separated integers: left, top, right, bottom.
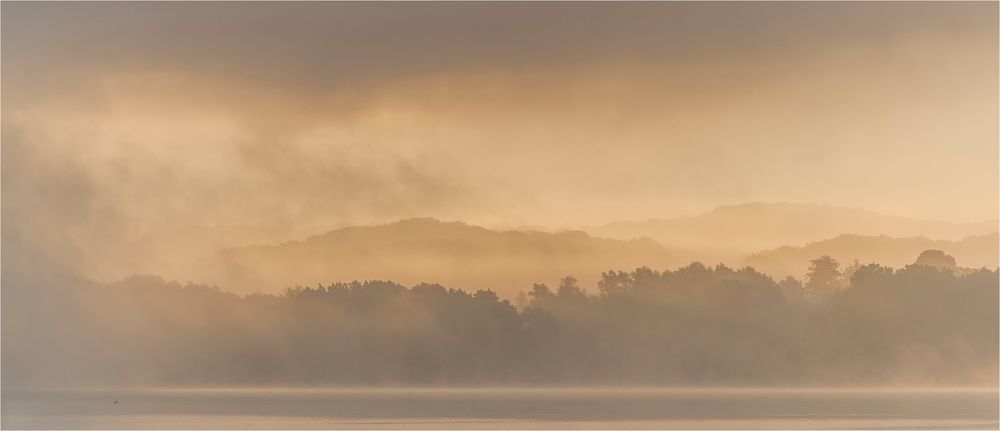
778, 275, 805, 303
805, 255, 843, 300
3, 259, 996, 387
914, 249, 957, 271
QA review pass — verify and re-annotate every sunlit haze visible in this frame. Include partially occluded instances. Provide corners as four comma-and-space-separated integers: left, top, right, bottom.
2, 2, 998, 430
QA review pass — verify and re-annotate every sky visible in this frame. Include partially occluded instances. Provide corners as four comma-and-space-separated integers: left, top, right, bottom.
3, 2, 997, 240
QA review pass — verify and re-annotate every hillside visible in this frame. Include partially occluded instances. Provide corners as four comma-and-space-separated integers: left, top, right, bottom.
80, 224, 332, 284
584, 202, 997, 263
745, 233, 999, 279
207, 218, 675, 297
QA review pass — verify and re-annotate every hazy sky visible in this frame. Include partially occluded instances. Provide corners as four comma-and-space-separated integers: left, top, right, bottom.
3, 2, 997, 235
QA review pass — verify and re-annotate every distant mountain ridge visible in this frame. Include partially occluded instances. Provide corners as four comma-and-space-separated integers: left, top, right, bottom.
208, 218, 675, 297
584, 202, 997, 264
93, 203, 997, 296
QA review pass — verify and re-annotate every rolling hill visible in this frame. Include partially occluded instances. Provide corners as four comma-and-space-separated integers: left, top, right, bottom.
584, 202, 998, 264
744, 233, 999, 279
206, 218, 676, 297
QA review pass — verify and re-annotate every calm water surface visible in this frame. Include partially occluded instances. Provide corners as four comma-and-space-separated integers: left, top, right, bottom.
3, 387, 997, 429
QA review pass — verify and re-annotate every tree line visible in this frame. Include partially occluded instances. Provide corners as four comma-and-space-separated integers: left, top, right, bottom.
2, 253, 996, 387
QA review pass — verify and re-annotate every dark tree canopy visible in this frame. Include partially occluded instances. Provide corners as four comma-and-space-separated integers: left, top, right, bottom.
805, 255, 844, 299
914, 249, 958, 271
2, 260, 997, 388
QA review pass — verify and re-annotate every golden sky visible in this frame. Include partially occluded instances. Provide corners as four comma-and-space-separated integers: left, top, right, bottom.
3, 2, 997, 234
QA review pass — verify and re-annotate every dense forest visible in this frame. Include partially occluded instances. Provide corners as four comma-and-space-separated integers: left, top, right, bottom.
3, 253, 997, 388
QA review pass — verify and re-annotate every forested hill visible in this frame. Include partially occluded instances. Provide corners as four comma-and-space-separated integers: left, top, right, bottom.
4, 259, 996, 388
585, 203, 998, 263
206, 218, 675, 296
746, 233, 999, 278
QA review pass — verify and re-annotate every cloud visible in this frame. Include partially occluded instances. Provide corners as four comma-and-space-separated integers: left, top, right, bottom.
1, 2, 996, 280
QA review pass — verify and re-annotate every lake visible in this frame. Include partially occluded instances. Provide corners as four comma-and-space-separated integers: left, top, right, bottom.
3, 387, 997, 429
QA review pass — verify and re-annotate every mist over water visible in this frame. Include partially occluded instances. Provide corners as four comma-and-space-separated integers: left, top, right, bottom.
2, 2, 998, 429
3, 263, 996, 389
3, 387, 998, 430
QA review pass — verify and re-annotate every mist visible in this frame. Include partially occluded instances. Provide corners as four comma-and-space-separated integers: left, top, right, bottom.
4, 260, 997, 389
2, 4, 998, 429
3, 3, 997, 279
